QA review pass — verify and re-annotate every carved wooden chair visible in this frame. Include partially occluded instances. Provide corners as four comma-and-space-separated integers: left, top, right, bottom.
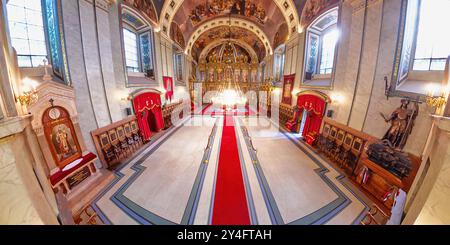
108, 129, 122, 159
318, 124, 331, 153
99, 133, 116, 163
124, 123, 136, 150
325, 127, 338, 158
338, 134, 354, 167
345, 137, 364, 175
131, 121, 142, 146
332, 130, 346, 161
117, 126, 130, 157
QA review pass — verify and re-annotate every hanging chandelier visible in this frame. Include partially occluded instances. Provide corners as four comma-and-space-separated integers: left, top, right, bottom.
209, 13, 247, 109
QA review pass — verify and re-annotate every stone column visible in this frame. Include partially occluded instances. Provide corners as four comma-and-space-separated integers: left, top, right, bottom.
0, 116, 59, 225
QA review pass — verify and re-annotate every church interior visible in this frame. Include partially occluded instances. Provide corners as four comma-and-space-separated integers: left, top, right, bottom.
1, 0, 450, 226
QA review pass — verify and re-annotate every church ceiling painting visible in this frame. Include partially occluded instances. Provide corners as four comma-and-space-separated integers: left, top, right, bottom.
123, 0, 158, 24
170, 22, 186, 49
186, 0, 269, 26
173, 0, 285, 50
192, 26, 266, 62
300, 0, 340, 27
273, 23, 289, 49
205, 43, 252, 64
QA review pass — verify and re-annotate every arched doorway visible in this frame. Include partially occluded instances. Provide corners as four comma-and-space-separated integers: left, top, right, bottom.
287, 91, 331, 139
132, 90, 164, 142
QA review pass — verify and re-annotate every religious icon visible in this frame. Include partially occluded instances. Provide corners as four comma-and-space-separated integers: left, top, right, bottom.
51, 125, 77, 161
43, 106, 82, 168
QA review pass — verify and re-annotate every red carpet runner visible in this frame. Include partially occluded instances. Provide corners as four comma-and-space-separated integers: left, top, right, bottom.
212, 115, 251, 225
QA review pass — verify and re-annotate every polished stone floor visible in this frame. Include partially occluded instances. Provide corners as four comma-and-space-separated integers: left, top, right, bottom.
93, 115, 368, 225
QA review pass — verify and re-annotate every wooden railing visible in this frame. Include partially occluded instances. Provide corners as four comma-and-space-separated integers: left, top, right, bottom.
162, 101, 184, 129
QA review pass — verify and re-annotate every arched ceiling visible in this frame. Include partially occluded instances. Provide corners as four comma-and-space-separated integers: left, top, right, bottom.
185, 17, 272, 60
191, 25, 266, 63
148, 0, 341, 62
199, 39, 258, 64
158, 0, 300, 61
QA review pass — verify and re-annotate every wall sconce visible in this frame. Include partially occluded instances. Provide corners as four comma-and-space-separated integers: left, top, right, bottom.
426, 83, 446, 109
17, 77, 39, 106
330, 92, 344, 105
121, 95, 132, 102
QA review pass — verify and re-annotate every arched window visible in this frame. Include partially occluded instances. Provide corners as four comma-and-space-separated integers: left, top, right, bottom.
412, 0, 450, 71
173, 48, 184, 82
273, 45, 286, 83
7, 0, 47, 67
6, 0, 69, 83
121, 7, 156, 83
302, 7, 339, 86
393, 0, 450, 94
123, 28, 140, 72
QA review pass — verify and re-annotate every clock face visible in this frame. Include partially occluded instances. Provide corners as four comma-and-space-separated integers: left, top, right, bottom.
49, 108, 61, 120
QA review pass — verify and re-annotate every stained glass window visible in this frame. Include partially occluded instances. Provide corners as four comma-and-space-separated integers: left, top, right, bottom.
139, 32, 155, 79
43, 0, 64, 79
306, 34, 319, 74
123, 28, 140, 72
7, 0, 47, 67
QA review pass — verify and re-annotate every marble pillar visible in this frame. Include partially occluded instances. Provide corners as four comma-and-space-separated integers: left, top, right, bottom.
0, 117, 59, 225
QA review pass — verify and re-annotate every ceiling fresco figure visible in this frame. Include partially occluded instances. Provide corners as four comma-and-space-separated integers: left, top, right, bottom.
191, 26, 266, 62
300, 0, 340, 27
187, 0, 267, 26
123, 0, 159, 24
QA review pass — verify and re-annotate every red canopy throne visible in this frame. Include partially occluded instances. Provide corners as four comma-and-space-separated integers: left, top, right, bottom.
132, 90, 164, 142
288, 91, 331, 144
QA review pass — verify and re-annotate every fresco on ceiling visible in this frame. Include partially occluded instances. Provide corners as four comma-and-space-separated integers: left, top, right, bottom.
170, 22, 186, 49
173, 0, 285, 52
206, 43, 251, 64
300, 0, 340, 27
192, 26, 266, 62
123, 0, 158, 24
188, 0, 268, 26
273, 23, 288, 48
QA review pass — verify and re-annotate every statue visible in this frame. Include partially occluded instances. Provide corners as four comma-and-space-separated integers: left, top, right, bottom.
380, 99, 419, 150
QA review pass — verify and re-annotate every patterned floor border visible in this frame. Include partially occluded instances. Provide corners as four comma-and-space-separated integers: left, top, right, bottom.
236, 116, 370, 225
92, 116, 219, 225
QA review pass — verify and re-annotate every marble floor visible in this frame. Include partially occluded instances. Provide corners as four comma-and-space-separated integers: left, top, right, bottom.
93, 115, 368, 225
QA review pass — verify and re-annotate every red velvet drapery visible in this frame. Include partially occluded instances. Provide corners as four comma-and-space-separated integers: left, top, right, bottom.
133, 92, 164, 141
297, 94, 327, 138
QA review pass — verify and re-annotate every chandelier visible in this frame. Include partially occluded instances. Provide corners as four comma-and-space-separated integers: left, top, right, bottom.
210, 13, 247, 109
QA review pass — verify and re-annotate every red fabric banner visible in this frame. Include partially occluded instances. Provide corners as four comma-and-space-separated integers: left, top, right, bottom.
163, 76, 174, 101
133, 92, 164, 141
282, 74, 296, 105
297, 94, 327, 138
